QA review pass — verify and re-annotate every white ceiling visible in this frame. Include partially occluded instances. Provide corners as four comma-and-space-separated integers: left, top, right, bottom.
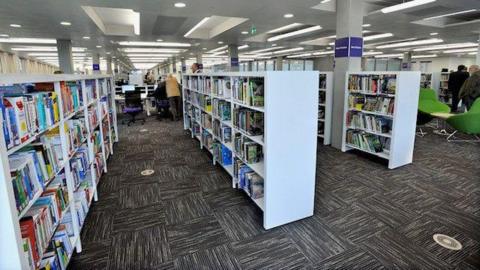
0, 0, 478, 69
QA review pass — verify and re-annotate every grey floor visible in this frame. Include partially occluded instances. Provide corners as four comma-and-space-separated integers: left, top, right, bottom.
69, 118, 480, 270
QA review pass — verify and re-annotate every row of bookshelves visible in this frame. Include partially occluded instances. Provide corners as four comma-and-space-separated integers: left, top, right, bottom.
0, 75, 118, 270
183, 72, 318, 230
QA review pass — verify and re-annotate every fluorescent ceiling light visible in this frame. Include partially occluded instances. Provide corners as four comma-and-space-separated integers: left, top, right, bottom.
0, 34, 8, 37
312, 50, 334, 55
362, 24, 371, 27
430, 32, 438, 36
320, 0, 331, 3
364, 33, 394, 41
246, 47, 285, 54
121, 48, 182, 53
218, 41, 224, 44
374, 53, 403, 58
126, 54, 173, 57
11, 46, 87, 52
207, 45, 228, 53
443, 48, 478, 53
174, 2, 186, 8
184, 17, 210, 37
286, 53, 312, 58
381, 0, 436, 14
83, 36, 90, 40
268, 25, 322, 42
0, 38, 56, 44
202, 47, 207, 50
241, 31, 249, 35
28, 52, 87, 56
270, 47, 304, 55
96, 45, 102, 48
363, 51, 383, 56
284, 14, 294, 18
422, 9, 477, 20
376, 38, 443, 49
413, 42, 477, 52
272, 44, 277, 47
117, 41, 191, 47
267, 23, 303, 34
412, 54, 437, 58
238, 45, 249, 50
10, 24, 21, 28
60, 21, 71, 26
468, 52, 477, 55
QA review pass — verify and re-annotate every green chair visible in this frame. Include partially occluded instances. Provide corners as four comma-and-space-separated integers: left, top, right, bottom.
417, 88, 451, 136
446, 98, 480, 142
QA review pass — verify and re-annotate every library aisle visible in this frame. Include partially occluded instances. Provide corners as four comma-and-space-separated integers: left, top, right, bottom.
68, 119, 480, 270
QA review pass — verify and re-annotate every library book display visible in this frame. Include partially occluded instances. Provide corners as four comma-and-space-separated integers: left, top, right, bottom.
342, 71, 420, 169
182, 71, 318, 229
318, 72, 333, 145
0, 74, 118, 270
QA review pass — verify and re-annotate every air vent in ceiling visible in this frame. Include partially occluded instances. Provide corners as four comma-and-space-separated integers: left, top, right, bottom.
152, 16, 187, 35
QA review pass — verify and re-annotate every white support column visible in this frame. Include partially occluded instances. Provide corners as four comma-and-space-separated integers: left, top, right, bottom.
228, 44, 239, 71
106, 56, 113, 74
402, 52, 413, 71
181, 58, 186, 73
56, 39, 74, 74
247, 61, 253, 71
275, 56, 283, 71
196, 53, 203, 65
171, 57, 177, 73
92, 53, 100, 74
331, 0, 364, 149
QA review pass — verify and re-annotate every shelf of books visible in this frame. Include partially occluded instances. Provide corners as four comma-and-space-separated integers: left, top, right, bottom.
0, 74, 118, 270
318, 72, 333, 145
183, 71, 318, 229
438, 72, 451, 105
342, 72, 420, 169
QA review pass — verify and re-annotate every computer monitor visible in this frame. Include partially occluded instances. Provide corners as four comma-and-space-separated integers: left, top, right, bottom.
121, 85, 135, 93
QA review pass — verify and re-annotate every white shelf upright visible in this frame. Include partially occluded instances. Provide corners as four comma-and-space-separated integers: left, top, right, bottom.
183, 71, 318, 229
341, 71, 421, 169
0, 74, 117, 269
318, 72, 333, 145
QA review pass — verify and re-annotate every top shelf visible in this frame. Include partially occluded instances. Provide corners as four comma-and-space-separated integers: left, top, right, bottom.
0, 74, 112, 85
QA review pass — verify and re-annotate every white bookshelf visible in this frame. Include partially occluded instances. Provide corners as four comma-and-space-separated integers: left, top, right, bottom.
182, 71, 318, 229
438, 72, 451, 105
318, 72, 333, 145
341, 71, 420, 169
0, 74, 118, 270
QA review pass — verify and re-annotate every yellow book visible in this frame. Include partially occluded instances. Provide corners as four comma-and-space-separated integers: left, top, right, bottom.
51, 93, 60, 123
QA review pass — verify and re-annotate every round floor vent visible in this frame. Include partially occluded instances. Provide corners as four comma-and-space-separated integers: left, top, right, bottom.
141, 169, 155, 176
433, 234, 462, 250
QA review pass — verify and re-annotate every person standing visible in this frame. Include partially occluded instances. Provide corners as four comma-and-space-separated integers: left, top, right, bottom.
191, 63, 202, 73
459, 65, 480, 110
166, 74, 182, 121
448, 65, 469, 112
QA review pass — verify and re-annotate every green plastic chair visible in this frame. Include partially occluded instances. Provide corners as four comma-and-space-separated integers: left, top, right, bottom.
417, 88, 451, 136
418, 88, 451, 114
446, 98, 480, 142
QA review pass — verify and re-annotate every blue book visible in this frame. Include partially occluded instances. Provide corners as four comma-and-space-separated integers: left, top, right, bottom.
21, 166, 34, 200
0, 98, 12, 148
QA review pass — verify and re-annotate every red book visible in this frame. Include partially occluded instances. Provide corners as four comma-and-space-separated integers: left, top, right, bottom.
20, 217, 40, 264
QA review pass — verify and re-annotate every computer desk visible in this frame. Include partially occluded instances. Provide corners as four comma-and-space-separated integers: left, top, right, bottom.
115, 93, 154, 116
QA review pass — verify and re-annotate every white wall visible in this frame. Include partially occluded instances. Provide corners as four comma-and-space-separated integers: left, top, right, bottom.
411, 56, 476, 73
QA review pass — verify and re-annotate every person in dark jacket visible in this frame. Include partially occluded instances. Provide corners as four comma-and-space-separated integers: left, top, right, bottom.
448, 65, 469, 112
150, 80, 170, 120
459, 65, 480, 110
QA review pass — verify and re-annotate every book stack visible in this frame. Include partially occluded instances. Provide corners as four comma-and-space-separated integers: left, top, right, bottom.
213, 99, 231, 121
346, 112, 392, 134
74, 185, 91, 227
234, 159, 264, 199
199, 95, 212, 112
19, 184, 69, 269
70, 147, 90, 188
212, 78, 232, 98
1, 91, 60, 149
92, 130, 102, 155
9, 152, 46, 215
201, 112, 212, 130
88, 107, 98, 130
201, 130, 213, 150
234, 134, 263, 164
100, 98, 108, 117
349, 96, 394, 115
94, 152, 104, 179
192, 122, 201, 137
65, 119, 86, 153
213, 142, 233, 166
348, 74, 397, 95
346, 130, 391, 154
60, 82, 82, 116
233, 108, 264, 136
319, 74, 327, 89
233, 77, 264, 107
83, 82, 96, 104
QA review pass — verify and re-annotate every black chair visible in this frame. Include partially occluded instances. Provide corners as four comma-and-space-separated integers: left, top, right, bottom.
122, 91, 145, 126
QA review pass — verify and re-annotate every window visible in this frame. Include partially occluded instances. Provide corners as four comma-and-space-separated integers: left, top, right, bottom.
257, 61, 265, 71
282, 60, 289, 71
290, 60, 304, 71
304, 60, 313, 71
266, 60, 274, 71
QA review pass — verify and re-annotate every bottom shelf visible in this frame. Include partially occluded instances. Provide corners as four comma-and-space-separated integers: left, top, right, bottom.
345, 143, 390, 159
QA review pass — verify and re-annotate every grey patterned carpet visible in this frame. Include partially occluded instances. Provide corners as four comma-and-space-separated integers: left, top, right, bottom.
68, 117, 480, 270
